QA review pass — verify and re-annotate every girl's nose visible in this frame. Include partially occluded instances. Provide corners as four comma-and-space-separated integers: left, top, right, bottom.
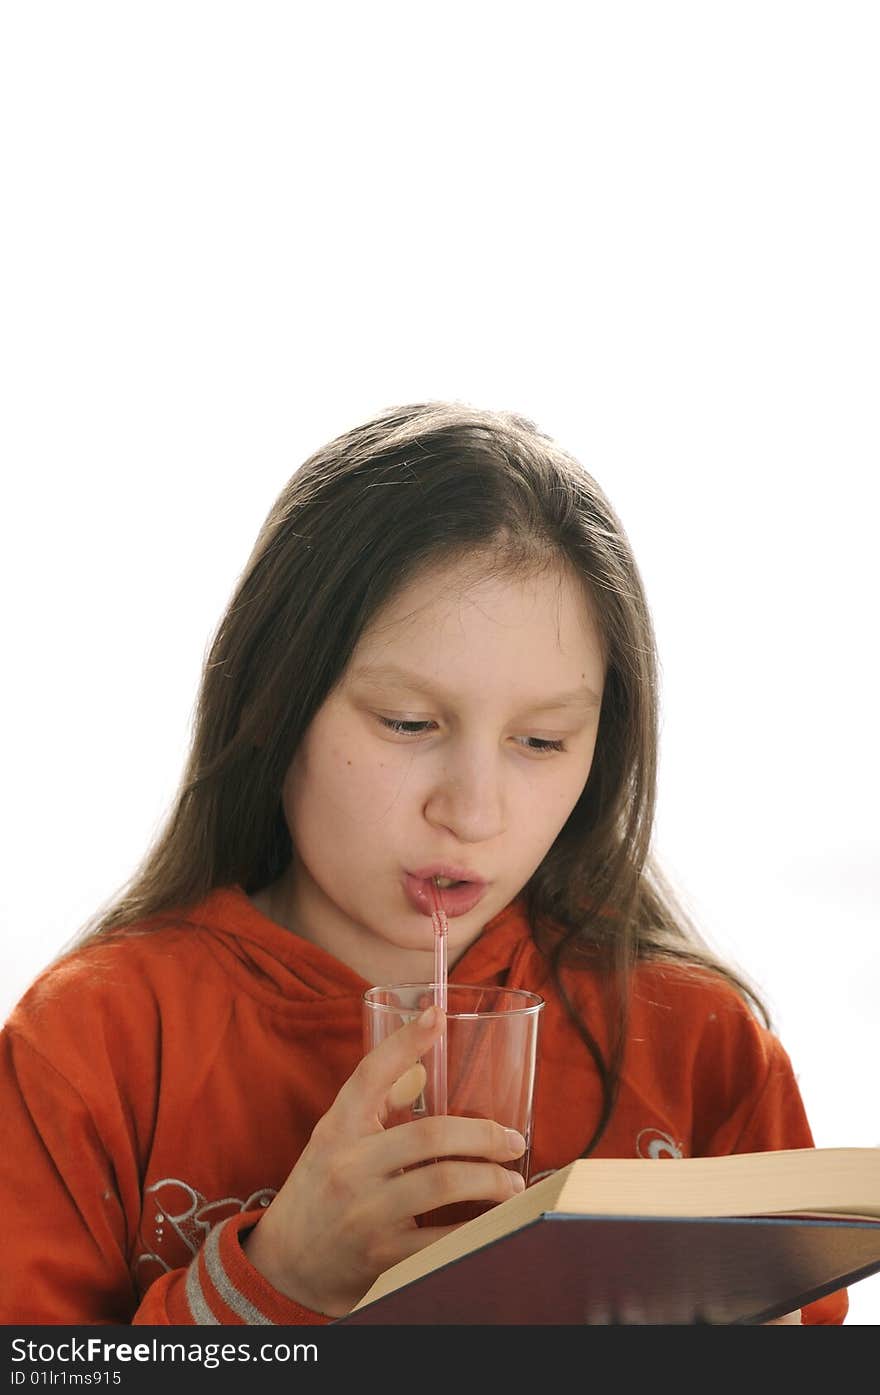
422, 746, 507, 843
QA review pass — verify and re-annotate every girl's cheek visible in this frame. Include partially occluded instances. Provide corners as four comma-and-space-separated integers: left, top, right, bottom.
335, 748, 418, 809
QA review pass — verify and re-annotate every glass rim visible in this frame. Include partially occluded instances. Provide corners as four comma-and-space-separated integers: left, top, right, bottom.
363, 982, 545, 1018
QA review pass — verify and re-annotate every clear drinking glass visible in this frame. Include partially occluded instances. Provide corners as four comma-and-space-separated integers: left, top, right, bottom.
363, 982, 544, 1226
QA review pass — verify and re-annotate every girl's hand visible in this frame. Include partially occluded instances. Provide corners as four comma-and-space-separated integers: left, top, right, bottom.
241, 1005, 526, 1317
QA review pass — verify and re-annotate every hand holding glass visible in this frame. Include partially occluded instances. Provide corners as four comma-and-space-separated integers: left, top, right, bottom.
363, 983, 544, 1225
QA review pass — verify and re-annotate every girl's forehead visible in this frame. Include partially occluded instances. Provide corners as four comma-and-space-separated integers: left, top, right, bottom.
352, 555, 605, 675
368, 553, 592, 629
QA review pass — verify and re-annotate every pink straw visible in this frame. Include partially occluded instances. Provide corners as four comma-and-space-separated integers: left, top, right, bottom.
429, 878, 448, 1115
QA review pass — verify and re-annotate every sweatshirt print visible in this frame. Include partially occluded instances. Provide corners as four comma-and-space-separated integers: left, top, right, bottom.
0, 887, 847, 1325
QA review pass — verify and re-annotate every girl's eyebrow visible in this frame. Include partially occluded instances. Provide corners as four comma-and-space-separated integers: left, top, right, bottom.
349, 661, 602, 711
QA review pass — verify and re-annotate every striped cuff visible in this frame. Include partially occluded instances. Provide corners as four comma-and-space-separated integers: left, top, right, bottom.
179, 1210, 333, 1325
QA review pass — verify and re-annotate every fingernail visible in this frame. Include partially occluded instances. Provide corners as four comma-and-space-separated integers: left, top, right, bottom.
417, 1005, 437, 1029
510, 1172, 526, 1192
505, 1129, 526, 1155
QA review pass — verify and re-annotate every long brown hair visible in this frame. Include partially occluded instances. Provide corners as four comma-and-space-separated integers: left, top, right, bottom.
67, 401, 768, 1154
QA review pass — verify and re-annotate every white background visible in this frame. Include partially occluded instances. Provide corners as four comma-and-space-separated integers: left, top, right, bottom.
1, 2, 877, 1323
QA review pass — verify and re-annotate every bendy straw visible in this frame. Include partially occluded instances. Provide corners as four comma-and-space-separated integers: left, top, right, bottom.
429, 877, 448, 1115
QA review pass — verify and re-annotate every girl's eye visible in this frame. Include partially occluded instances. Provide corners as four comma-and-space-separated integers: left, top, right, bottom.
377, 718, 565, 753
518, 737, 566, 754
378, 717, 436, 736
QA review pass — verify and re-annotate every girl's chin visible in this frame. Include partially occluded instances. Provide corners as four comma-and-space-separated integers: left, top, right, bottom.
356, 916, 476, 971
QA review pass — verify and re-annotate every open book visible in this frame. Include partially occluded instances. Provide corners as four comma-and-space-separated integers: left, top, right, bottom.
337, 1146, 880, 1324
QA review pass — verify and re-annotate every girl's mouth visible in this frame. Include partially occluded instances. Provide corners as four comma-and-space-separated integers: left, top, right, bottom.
402, 872, 489, 918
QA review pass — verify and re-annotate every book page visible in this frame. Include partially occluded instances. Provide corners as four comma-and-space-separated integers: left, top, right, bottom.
352, 1147, 880, 1310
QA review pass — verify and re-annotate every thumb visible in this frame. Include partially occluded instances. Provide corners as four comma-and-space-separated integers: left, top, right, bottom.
336, 1004, 445, 1134
384, 1060, 428, 1116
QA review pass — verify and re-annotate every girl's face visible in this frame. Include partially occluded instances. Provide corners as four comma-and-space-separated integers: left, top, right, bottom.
266, 554, 606, 984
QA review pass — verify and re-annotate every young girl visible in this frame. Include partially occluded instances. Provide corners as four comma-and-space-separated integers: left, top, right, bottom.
0, 402, 843, 1325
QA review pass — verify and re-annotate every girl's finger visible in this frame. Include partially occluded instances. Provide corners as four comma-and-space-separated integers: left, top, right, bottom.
385, 1062, 427, 1113
330, 1005, 445, 1133
362, 1112, 527, 1175
385, 1156, 526, 1221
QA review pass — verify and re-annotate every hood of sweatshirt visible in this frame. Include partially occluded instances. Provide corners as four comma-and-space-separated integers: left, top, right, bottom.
175, 884, 549, 1008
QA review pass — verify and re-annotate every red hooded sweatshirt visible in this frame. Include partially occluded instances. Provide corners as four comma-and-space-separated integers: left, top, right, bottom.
0, 887, 846, 1325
